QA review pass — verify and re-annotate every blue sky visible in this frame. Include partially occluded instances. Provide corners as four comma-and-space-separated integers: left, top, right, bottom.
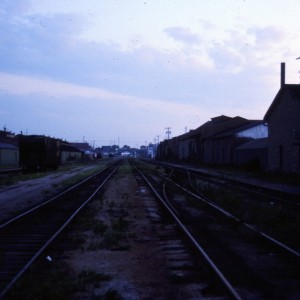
1, 0, 300, 147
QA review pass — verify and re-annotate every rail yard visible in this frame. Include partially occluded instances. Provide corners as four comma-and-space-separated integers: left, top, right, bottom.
0, 158, 299, 299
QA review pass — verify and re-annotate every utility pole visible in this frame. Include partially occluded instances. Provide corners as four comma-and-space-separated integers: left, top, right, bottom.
165, 127, 171, 139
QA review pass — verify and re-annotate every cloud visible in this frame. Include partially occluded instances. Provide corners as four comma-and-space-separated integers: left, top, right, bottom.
0, 72, 209, 145
248, 25, 286, 47
164, 26, 202, 45
0, 4, 278, 109
0, 3, 286, 146
199, 19, 216, 31
0, 71, 204, 118
0, 72, 123, 100
208, 46, 245, 73
0, 0, 31, 16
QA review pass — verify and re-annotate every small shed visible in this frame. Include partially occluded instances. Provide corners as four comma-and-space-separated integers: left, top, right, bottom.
60, 143, 82, 163
70, 142, 95, 160
0, 143, 19, 167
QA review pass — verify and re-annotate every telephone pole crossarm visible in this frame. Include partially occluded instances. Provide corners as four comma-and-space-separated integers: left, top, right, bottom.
165, 127, 171, 139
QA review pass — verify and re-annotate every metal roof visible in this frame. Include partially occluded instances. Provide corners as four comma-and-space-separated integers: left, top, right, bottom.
0, 143, 18, 150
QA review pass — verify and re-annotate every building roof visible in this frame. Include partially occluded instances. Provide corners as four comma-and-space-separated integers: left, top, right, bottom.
186, 115, 251, 140
0, 143, 18, 150
264, 84, 300, 121
70, 142, 91, 151
60, 143, 81, 152
212, 120, 263, 139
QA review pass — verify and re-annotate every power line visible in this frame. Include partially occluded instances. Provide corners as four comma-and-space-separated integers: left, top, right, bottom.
165, 127, 171, 139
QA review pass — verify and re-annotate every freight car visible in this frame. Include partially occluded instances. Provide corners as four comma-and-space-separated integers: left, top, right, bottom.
19, 135, 61, 171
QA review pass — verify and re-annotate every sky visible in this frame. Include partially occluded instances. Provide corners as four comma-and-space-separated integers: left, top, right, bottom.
1, 0, 300, 148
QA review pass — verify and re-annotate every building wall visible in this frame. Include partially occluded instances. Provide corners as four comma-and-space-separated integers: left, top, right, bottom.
0, 148, 19, 166
235, 148, 268, 169
178, 139, 190, 160
61, 151, 82, 163
201, 136, 248, 165
267, 90, 300, 173
159, 138, 179, 160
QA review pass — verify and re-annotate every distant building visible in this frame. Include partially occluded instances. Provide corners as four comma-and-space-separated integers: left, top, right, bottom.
147, 143, 155, 158
157, 115, 268, 168
70, 142, 95, 160
60, 142, 82, 163
178, 115, 267, 165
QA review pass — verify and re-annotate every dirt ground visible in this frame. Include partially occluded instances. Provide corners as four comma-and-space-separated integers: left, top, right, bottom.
58, 161, 205, 299
3, 161, 219, 299
0, 164, 101, 223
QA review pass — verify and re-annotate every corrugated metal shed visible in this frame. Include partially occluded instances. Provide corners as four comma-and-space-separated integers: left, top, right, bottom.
0, 143, 19, 166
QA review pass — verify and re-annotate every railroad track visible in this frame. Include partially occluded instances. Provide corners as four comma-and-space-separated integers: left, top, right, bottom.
146, 161, 300, 250
0, 161, 120, 298
148, 160, 300, 208
135, 160, 300, 299
131, 162, 233, 299
2, 159, 299, 299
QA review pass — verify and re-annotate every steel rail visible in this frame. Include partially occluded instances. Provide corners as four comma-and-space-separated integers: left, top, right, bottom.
0, 161, 120, 229
135, 166, 243, 300
164, 175, 300, 258
145, 160, 300, 205
161, 168, 180, 217
0, 164, 118, 299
